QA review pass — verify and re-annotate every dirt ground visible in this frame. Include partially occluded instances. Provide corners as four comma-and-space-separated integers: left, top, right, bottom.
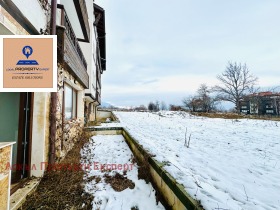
20, 132, 169, 210
21, 133, 93, 210
20, 134, 145, 210
104, 172, 135, 192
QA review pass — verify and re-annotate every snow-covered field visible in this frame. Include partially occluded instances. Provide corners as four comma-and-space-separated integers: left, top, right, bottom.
81, 135, 165, 210
102, 111, 280, 210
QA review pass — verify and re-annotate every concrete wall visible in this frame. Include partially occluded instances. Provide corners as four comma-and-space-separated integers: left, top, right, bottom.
96, 110, 113, 121
31, 93, 51, 177
86, 127, 204, 210
0, 6, 29, 35
84, 101, 97, 122
81, 0, 98, 123
123, 129, 203, 210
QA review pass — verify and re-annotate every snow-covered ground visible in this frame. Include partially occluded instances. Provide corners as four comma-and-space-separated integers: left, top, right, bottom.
81, 135, 165, 210
101, 111, 280, 210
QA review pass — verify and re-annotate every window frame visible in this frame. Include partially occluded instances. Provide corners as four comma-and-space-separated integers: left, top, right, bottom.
63, 83, 78, 120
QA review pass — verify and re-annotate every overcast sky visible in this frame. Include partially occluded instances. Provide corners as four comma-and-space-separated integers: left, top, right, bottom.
95, 0, 280, 107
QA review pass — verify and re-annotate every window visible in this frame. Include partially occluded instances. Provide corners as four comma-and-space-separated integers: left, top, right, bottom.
241, 106, 247, 109
266, 110, 274, 114
64, 84, 77, 120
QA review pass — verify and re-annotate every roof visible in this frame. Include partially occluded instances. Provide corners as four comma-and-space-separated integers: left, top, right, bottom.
246, 92, 280, 98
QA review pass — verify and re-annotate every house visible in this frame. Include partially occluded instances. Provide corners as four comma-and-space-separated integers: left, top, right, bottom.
239, 92, 280, 115
0, 0, 106, 203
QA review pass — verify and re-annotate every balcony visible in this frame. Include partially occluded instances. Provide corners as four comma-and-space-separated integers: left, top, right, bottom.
96, 89, 101, 105
96, 60, 101, 89
95, 52, 102, 104
56, 4, 89, 88
96, 70, 101, 104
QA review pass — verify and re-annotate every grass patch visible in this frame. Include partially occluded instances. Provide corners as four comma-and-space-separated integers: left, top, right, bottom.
22, 132, 93, 210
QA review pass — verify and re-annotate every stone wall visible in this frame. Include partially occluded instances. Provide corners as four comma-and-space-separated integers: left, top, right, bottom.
0, 144, 12, 209
55, 64, 85, 161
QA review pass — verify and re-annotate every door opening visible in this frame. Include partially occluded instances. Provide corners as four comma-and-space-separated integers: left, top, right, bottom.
0, 92, 33, 186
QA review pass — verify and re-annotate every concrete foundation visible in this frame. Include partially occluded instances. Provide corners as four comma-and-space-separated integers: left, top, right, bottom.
85, 126, 204, 210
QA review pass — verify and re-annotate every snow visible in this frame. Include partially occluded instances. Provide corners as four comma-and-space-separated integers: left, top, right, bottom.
101, 111, 280, 210
81, 134, 165, 210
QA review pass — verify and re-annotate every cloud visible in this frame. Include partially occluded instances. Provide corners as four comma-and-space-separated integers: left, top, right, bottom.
96, 0, 280, 106
141, 79, 158, 85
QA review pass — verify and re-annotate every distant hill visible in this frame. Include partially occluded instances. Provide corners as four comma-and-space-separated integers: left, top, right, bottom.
100, 101, 115, 108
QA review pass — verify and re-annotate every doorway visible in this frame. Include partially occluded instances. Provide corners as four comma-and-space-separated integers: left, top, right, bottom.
0, 93, 33, 185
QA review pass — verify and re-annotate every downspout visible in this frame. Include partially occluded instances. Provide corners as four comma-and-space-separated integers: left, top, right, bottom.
49, 0, 57, 164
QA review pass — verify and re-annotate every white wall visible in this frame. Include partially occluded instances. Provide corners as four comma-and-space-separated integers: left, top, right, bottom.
80, 0, 98, 100
31, 93, 50, 177
77, 90, 85, 119
60, 0, 84, 39
11, 0, 48, 32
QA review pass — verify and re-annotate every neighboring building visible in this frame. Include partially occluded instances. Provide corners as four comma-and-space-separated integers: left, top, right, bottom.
239, 92, 280, 115
0, 0, 106, 195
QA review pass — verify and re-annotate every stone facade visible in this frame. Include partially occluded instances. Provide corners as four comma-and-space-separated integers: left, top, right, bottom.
55, 64, 85, 161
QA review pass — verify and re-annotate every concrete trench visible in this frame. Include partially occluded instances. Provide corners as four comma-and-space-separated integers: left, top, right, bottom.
96, 110, 120, 123
85, 126, 204, 210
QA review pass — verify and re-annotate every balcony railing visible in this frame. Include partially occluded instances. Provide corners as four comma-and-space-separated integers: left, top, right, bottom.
38, 0, 49, 10
96, 90, 101, 104
56, 4, 89, 88
96, 39, 103, 74
96, 63, 101, 88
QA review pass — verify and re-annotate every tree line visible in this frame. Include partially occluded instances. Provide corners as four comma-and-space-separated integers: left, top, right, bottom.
145, 62, 260, 113
183, 61, 259, 112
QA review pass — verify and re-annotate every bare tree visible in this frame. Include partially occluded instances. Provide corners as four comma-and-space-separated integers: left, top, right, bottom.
148, 101, 159, 112
182, 96, 198, 111
183, 84, 219, 112
148, 102, 156, 111
155, 100, 160, 111
134, 105, 147, 111
197, 84, 213, 112
214, 62, 258, 111
169, 104, 182, 111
